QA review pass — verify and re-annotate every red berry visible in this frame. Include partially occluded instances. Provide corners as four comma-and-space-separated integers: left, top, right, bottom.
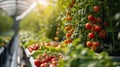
92, 41, 100, 47
88, 15, 94, 21
40, 63, 47, 67
34, 59, 41, 67
85, 22, 92, 30
86, 41, 93, 47
95, 25, 102, 32
66, 16, 72, 21
94, 6, 100, 13
66, 33, 72, 38
99, 30, 106, 38
88, 32, 95, 39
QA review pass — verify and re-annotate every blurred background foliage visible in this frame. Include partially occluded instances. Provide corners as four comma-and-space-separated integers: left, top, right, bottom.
0, 11, 13, 34
20, 0, 64, 41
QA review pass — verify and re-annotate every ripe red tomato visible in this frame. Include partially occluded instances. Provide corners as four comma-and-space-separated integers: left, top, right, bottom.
86, 41, 93, 47
67, 38, 72, 43
51, 61, 57, 64
88, 15, 94, 21
51, 58, 57, 61
65, 26, 72, 31
66, 16, 72, 21
92, 41, 100, 47
64, 39, 68, 44
40, 63, 47, 67
97, 18, 102, 22
94, 6, 100, 13
33, 44, 39, 50
88, 32, 95, 39
34, 59, 41, 67
99, 30, 106, 38
49, 64, 56, 67
66, 33, 71, 38
85, 22, 92, 30
94, 25, 102, 32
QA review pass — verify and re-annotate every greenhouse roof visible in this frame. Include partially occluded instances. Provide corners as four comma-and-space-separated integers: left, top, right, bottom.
0, 0, 36, 17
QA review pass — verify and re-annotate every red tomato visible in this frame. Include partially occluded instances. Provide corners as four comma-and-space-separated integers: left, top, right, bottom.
67, 38, 72, 43
86, 41, 93, 47
34, 59, 41, 67
66, 16, 72, 21
92, 41, 100, 47
88, 32, 95, 39
49, 64, 56, 67
94, 25, 102, 32
64, 39, 68, 44
51, 58, 57, 61
51, 61, 57, 64
88, 15, 94, 21
97, 18, 102, 22
33, 44, 39, 50
85, 22, 92, 30
94, 6, 100, 13
65, 26, 72, 31
40, 63, 47, 67
66, 33, 71, 38
99, 30, 106, 38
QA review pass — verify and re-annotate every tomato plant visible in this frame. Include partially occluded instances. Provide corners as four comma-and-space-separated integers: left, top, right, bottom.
58, 0, 120, 56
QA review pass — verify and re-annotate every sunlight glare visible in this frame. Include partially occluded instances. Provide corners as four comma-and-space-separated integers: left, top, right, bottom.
38, 0, 49, 7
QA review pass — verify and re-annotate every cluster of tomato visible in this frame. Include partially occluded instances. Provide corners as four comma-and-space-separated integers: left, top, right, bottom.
28, 43, 39, 53
34, 53, 62, 67
64, 10, 74, 44
63, 0, 76, 44
86, 5, 109, 50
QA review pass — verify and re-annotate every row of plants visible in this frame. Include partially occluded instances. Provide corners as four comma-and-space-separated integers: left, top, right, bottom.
19, 31, 66, 67
20, 32, 119, 67
19, 0, 120, 67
